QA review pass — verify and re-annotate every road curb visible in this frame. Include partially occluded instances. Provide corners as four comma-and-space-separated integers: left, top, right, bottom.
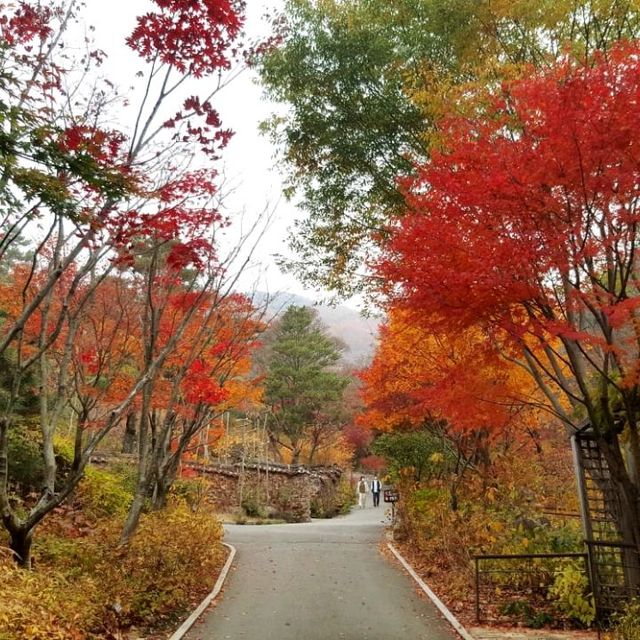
168, 542, 237, 640
387, 542, 476, 640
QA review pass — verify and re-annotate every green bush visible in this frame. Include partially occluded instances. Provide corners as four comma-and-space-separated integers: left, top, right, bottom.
548, 562, 595, 627
75, 466, 132, 520
372, 429, 452, 481
242, 494, 266, 518
611, 599, 640, 640
335, 476, 357, 514
172, 477, 209, 512
499, 599, 555, 628
7, 425, 43, 489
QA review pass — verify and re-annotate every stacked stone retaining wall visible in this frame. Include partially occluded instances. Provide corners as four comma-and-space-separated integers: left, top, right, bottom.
92, 455, 345, 523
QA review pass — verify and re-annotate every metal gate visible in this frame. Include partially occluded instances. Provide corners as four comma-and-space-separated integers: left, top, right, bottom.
572, 425, 640, 619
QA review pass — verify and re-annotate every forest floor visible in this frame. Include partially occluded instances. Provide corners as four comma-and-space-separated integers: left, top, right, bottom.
388, 539, 600, 640
469, 629, 599, 640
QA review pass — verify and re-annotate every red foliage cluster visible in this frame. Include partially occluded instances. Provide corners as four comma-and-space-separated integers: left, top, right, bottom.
182, 359, 229, 405
166, 239, 215, 271
360, 455, 386, 473
0, 1, 52, 45
127, 0, 244, 77
155, 168, 217, 202
379, 43, 640, 353
59, 125, 128, 164
343, 422, 373, 456
164, 97, 234, 156
78, 348, 100, 376
108, 168, 225, 269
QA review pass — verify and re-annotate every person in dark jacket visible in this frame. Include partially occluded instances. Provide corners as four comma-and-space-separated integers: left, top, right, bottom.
371, 475, 382, 507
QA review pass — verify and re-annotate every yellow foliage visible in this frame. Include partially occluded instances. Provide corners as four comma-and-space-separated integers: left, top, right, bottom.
0, 504, 225, 639
297, 431, 354, 466
0, 553, 98, 639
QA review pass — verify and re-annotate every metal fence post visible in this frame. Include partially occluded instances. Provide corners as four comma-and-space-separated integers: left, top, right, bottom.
475, 556, 480, 623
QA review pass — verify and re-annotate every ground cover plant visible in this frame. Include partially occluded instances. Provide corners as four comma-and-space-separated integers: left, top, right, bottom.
0, 453, 226, 639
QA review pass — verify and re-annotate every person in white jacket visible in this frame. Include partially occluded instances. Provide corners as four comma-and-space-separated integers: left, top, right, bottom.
357, 476, 369, 509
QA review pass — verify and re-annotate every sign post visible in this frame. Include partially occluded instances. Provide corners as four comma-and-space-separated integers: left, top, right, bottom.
383, 488, 399, 523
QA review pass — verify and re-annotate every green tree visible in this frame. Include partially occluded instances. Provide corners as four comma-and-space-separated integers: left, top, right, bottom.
372, 429, 451, 482
264, 306, 349, 464
258, 0, 640, 295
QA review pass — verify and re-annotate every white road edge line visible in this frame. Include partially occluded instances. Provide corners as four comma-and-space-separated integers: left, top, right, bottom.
168, 541, 237, 640
387, 542, 476, 640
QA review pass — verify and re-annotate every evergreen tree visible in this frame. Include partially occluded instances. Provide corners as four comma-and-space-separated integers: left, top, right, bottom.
264, 306, 349, 464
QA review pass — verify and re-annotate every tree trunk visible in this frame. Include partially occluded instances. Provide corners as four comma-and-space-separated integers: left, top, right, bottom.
9, 527, 33, 569
449, 483, 459, 512
0, 417, 33, 568
121, 412, 137, 454
120, 488, 147, 545
120, 401, 153, 544
152, 454, 180, 511
152, 473, 174, 510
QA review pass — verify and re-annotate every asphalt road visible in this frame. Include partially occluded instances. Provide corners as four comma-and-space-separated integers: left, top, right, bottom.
185, 505, 458, 640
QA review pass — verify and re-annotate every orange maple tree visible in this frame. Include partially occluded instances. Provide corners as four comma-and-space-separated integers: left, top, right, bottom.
0, 0, 251, 565
358, 309, 543, 438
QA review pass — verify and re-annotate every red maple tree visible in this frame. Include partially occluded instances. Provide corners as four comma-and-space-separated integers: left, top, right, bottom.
378, 42, 640, 558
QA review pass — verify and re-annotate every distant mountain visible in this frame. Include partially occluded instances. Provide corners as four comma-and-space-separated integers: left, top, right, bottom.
252, 292, 380, 366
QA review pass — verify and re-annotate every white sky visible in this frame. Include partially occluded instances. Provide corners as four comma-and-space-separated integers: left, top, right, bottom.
81, 0, 349, 306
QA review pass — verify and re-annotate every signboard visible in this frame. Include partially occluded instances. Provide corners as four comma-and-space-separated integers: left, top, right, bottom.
383, 489, 399, 503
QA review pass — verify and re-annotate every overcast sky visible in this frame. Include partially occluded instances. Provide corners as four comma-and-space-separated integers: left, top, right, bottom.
82, 0, 343, 305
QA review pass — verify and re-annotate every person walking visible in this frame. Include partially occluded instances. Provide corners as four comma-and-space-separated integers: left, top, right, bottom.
371, 475, 382, 507
357, 476, 369, 509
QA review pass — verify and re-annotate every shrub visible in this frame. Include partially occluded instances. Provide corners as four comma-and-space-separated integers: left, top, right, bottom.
0, 550, 100, 639
242, 496, 266, 518
6, 424, 44, 490
499, 600, 554, 627
241, 488, 266, 518
99, 504, 225, 630
335, 476, 357, 514
372, 429, 452, 481
548, 562, 595, 627
310, 476, 355, 518
0, 503, 225, 639
75, 467, 132, 520
172, 477, 210, 512
611, 599, 640, 640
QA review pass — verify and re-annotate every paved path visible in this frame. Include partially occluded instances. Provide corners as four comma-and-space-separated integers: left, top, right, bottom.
185, 506, 457, 640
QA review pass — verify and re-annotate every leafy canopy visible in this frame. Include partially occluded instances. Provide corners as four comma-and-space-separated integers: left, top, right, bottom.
379, 41, 640, 439
258, 0, 640, 294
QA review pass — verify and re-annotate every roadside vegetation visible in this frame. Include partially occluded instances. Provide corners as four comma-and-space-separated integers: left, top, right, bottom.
1, 431, 226, 638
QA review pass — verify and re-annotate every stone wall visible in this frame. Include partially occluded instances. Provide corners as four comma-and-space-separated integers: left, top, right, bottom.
185, 461, 344, 522
91, 455, 346, 523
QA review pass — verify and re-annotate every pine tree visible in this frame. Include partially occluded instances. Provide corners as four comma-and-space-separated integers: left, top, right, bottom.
264, 306, 349, 464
